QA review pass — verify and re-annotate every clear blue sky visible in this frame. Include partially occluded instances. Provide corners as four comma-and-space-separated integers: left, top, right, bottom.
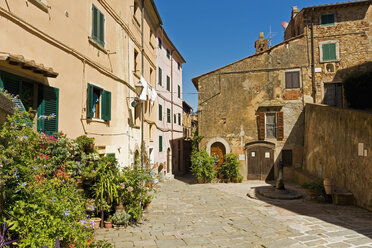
154, 0, 339, 111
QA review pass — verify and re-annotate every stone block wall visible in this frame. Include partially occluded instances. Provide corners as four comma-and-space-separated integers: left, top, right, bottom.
303, 103, 372, 210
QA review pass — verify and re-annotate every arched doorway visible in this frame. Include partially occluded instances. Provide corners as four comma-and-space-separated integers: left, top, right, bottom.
166, 148, 171, 173
210, 142, 226, 168
245, 141, 275, 180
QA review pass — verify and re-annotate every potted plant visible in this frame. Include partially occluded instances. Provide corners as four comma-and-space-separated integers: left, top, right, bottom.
111, 211, 131, 227
91, 217, 101, 229
104, 216, 112, 229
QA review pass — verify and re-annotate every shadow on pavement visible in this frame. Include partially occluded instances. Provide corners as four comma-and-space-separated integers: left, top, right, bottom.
250, 182, 372, 240
174, 173, 198, 185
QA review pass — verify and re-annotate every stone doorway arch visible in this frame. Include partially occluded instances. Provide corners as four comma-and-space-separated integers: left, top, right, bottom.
206, 137, 231, 168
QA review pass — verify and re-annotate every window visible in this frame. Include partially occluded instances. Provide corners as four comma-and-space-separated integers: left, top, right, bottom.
178, 113, 181, 125
158, 67, 162, 86
174, 114, 176, 123
150, 68, 153, 84
158, 104, 162, 121
158, 38, 162, 49
285, 71, 300, 89
257, 112, 283, 141
166, 76, 170, 91
320, 41, 338, 62
178, 62, 181, 70
321, 13, 335, 26
87, 83, 111, 121
0, 71, 59, 135
159, 136, 163, 152
178, 85, 181, 98
134, 50, 138, 73
92, 4, 105, 47
167, 108, 170, 123
323, 83, 343, 108
166, 49, 170, 59
266, 113, 276, 139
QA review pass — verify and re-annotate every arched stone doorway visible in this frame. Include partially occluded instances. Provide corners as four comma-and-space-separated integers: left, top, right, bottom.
210, 142, 226, 168
245, 141, 275, 180
166, 148, 171, 173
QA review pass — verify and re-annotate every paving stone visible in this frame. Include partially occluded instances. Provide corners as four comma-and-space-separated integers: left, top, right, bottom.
155, 239, 186, 247
326, 242, 351, 248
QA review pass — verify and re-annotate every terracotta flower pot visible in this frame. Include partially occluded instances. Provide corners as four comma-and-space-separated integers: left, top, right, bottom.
104, 221, 112, 229
91, 218, 101, 229
197, 178, 204, 184
323, 178, 334, 195
218, 174, 224, 179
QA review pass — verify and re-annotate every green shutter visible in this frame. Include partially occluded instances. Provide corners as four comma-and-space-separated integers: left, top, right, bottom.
159, 136, 163, 152
167, 108, 170, 123
158, 104, 162, 121
178, 85, 180, 98
37, 85, 59, 135
87, 84, 94, 118
178, 113, 181, 125
158, 67, 162, 86
323, 43, 336, 61
174, 114, 176, 123
0, 74, 4, 89
92, 5, 98, 41
167, 76, 170, 91
99, 11, 105, 47
101, 90, 111, 121
321, 14, 334, 26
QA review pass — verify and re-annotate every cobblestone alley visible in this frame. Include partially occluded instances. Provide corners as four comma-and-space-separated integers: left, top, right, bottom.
96, 178, 372, 248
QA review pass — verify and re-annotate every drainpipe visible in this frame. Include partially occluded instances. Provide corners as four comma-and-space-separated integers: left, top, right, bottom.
141, 0, 144, 166
311, 8, 316, 103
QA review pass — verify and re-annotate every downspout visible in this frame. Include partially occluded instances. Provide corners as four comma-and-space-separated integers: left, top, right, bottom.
141, 0, 144, 166
311, 8, 316, 103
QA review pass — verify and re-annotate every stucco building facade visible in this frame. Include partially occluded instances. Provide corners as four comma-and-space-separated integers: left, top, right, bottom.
192, 1, 372, 181
0, 0, 162, 167
154, 27, 185, 177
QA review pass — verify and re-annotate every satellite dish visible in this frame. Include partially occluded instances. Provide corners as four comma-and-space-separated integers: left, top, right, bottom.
282, 21, 289, 29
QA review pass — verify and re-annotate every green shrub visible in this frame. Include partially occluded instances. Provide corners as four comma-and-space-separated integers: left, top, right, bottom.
218, 153, 242, 180
111, 211, 130, 226
191, 150, 216, 183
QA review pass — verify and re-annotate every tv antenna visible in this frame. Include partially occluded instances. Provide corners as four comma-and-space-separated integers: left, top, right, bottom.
267, 25, 277, 47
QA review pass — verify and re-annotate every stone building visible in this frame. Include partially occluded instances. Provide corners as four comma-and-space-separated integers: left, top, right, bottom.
0, 0, 175, 167
192, 0, 372, 180
182, 101, 197, 173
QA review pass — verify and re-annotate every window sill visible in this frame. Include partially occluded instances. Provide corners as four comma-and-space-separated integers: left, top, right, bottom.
87, 118, 108, 123
320, 59, 341, 64
132, 16, 141, 29
29, 0, 49, 12
88, 37, 107, 54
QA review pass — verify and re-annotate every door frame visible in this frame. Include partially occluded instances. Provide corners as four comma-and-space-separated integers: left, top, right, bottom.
245, 141, 275, 180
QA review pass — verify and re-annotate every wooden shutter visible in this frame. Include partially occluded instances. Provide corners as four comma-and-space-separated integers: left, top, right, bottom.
101, 90, 111, 121
106, 153, 115, 158
159, 136, 163, 152
92, 5, 98, 41
277, 111, 284, 141
178, 85, 180, 98
158, 67, 162, 85
2, 74, 21, 96
37, 85, 59, 135
323, 43, 336, 61
174, 114, 176, 123
178, 113, 181, 125
99, 11, 105, 46
158, 104, 162, 120
87, 84, 94, 118
167, 108, 170, 123
258, 112, 265, 140
167, 76, 170, 91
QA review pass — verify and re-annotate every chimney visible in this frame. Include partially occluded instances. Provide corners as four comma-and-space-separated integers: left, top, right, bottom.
254, 32, 269, 53
292, 6, 299, 19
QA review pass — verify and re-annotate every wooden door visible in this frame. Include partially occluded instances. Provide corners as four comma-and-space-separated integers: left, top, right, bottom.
247, 146, 274, 180
210, 142, 226, 168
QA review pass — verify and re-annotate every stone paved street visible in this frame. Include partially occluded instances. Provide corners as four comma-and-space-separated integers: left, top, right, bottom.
96, 178, 372, 248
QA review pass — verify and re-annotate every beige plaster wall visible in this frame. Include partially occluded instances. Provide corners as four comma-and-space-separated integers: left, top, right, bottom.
304, 104, 372, 210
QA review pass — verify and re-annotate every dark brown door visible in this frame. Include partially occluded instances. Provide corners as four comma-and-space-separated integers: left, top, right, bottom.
247, 146, 274, 180
210, 142, 226, 168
